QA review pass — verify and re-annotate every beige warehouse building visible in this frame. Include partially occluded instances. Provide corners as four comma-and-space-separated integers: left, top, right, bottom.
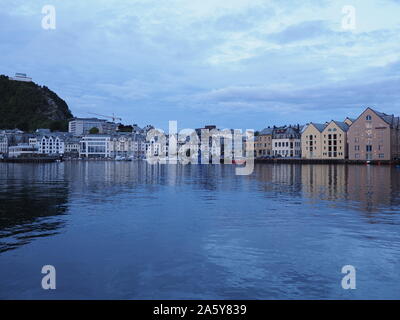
302, 120, 350, 160
254, 127, 273, 157
301, 123, 326, 159
347, 107, 400, 161
321, 121, 349, 159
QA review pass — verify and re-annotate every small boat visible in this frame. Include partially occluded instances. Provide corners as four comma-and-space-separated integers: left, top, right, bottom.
232, 158, 246, 165
115, 156, 132, 161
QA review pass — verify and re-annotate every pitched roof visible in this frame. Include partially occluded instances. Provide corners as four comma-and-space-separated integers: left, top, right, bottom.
259, 127, 273, 135
307, 122, 326, 132
370, 108, 400, 128
332, 121, 350, 132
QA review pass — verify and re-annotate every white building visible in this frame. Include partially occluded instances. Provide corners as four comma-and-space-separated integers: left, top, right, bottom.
64, 137, 81, 156
79, 135, 111, 158
109, 133, 147, 159
69, 118, 118, 136
29, 137, 38, 148
10, 73, 32, 82
146, 135, 169, 159
0, 134, 8, 156
37, 135, 66, 155
272, 126, 302, 158
8, 144, 38, 158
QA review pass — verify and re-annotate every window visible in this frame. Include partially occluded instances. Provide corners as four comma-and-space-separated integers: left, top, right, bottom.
366, 145, 372, 152
366, 115, 372, 121
379, 154, 385, 158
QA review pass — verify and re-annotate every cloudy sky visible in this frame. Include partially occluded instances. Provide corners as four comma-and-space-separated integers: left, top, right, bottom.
1, 0, 399, 130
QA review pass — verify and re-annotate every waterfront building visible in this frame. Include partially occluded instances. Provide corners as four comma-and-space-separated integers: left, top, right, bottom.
109, 133, 147, 159
0, 134, 8, 156
272, 125, 302, 158
64, 136, 81, 157
28, 137, 38, 149
8, 144, 38, 158
254, 127, 273, 158
10, 73, 32, 82
194, 125, 246, 163
79, 135, 111, 158
321, 121, 349, 159
348, 107, 400, 161
37, 135, 66, 155
301, 123, 326, 159
146, 134, 169, 159
194, 125, 220, 163
69, 118, 118, 136
0, 129, 26, 147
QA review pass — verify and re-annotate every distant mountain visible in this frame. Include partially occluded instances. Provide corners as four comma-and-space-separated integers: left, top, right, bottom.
0, 75, 73, 132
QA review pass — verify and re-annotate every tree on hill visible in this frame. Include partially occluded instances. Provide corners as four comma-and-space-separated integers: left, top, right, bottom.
0, 75, 73, 132
118, 124, 133, 132
89, 127, 100, 134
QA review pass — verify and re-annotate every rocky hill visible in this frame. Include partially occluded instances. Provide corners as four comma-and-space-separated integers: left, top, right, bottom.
0, 75, 73, 132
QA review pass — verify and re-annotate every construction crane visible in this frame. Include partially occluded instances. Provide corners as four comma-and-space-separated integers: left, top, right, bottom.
88, 112, 122, 122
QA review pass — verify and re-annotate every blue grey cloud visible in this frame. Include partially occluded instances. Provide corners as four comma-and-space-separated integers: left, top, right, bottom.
0, 0, 399, 130
268, 20, 333, 44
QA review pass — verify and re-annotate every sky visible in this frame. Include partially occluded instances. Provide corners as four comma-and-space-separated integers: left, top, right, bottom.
1, 0, 399, 131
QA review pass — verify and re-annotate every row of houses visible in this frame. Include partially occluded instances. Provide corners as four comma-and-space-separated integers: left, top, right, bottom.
254, 125, 302, 158
1, 107, 399, 162
0, 125, 248, 162
0, 130, 149, 159
254, 108, 400, 161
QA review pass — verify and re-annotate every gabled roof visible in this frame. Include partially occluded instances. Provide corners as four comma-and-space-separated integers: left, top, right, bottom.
372, 109, 394, 125
259, 127, 273, 135
369, 108, 400, 128
331, 121, 350, 132
304, 122, 326, 133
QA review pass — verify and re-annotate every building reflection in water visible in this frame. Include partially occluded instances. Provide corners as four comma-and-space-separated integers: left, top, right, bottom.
252, 163, 400, 215
0, 163, 69, 253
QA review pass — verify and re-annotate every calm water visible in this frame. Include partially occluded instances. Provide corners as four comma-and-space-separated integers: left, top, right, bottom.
1, 162, 400, 299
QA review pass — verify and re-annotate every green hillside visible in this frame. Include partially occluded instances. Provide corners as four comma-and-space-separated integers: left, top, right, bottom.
0, 75, 73, 132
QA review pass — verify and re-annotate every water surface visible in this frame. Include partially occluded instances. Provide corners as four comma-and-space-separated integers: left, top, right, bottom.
1, 162, 400, 299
